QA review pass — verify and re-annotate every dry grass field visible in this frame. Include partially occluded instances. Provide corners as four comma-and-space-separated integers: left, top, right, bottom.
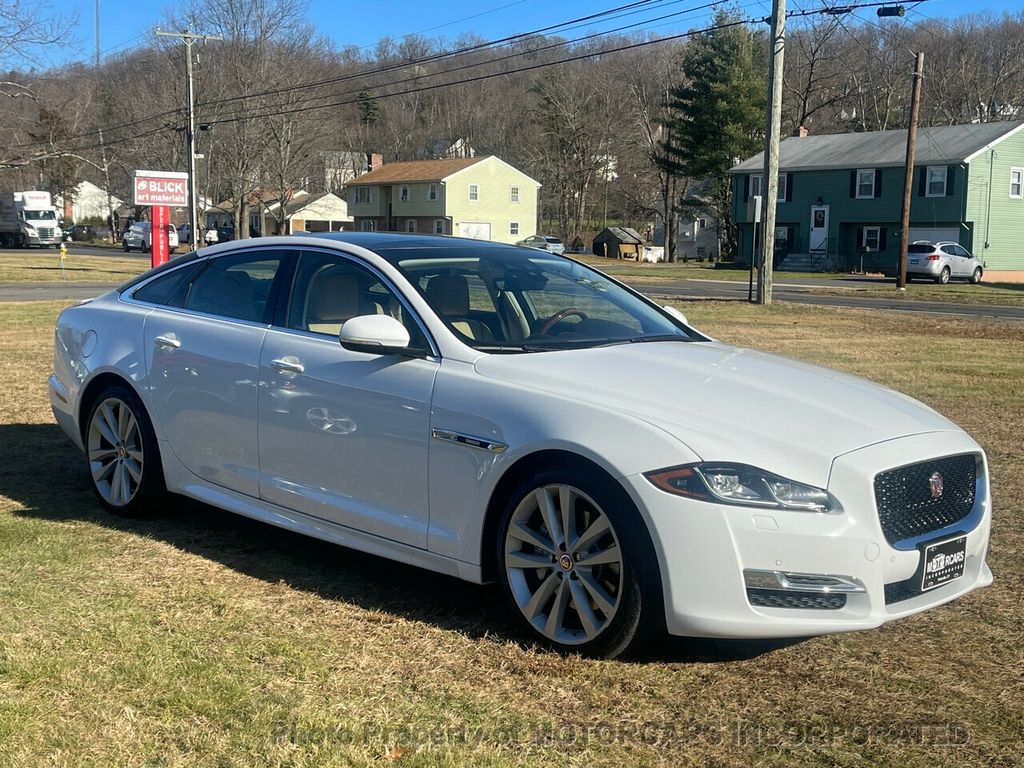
0, 252, 146, 284
0, 300, 1020, 767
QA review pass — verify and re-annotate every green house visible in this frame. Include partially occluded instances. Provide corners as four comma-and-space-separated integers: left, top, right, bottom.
729, 121, 1024, 280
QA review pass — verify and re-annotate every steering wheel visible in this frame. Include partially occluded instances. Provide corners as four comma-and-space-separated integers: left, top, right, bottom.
540, 307, 589, 335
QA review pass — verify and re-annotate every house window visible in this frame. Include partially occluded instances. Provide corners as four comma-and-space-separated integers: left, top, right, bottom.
862, 226, 880, 251
354, 187, 371, 204
406, 219, 416, 233
1011, 168, 1023, 199
428, 184, 438, 201
359, 220, 376, 232
468, 184, 479, 201
749, 174, 785, 198
434, 219, 445, 234
510, 186, 520, 203
856, 169, 876, 199
510, 222, 519, 236
926, 166, 947, 197
697, 218, 708, 229
399, 185, 409, 202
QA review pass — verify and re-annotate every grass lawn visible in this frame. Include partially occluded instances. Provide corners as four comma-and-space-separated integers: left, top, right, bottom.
1, 301, 1021, 767
0, 252, 148, 284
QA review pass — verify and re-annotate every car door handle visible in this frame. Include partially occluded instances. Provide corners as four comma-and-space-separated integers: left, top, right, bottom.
153, 334, 181, 350
270, 357, 304, 375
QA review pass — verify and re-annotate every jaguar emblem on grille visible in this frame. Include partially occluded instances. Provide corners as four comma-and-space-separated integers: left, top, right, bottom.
929, 471, 944, 499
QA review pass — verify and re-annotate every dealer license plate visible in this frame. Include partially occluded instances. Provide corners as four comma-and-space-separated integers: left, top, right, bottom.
921, 536, 966, 591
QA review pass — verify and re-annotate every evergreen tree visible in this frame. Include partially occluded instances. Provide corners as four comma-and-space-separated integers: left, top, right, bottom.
658, 11, 765, 260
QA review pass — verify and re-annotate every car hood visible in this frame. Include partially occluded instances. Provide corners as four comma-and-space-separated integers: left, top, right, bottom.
473, 341, 962, 488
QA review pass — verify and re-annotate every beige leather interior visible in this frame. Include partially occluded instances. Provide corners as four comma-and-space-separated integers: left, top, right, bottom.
425, 274, 493, 341
306, 272, 375, 335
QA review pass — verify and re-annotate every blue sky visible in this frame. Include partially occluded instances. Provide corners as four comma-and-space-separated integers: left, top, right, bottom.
39, 0, 1024, 70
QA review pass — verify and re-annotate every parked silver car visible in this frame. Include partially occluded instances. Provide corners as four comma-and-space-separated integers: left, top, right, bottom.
906, 241, 983, 284
516, 234, 565, 255
123, 221, 179, 254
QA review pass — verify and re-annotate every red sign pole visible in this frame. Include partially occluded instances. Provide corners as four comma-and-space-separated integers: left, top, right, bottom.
151, 205, 170, 267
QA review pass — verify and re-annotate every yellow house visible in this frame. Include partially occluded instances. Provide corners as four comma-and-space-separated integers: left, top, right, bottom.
344, 156, 540, 244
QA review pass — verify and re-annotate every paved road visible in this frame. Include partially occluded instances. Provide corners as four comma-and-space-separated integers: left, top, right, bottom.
638, 278, 1024, 321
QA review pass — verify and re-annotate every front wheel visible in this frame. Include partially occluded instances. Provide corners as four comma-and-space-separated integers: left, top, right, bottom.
122, 239, 130, 252
497, 465, 662, 658
970, 267, 983, 285
935, 266, 951, 284
85, 384, 165, 516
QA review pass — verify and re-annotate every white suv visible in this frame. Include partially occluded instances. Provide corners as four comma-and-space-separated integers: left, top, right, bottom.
122, 222, 179, 254
906, 241, 984, 284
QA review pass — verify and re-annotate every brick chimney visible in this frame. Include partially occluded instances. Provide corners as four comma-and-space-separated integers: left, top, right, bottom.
793, 124, 809, 138
367, 153, 383, 172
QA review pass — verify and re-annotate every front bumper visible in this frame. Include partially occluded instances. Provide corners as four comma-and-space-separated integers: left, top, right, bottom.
27, 234, 61, 246
623, 431, 992, 638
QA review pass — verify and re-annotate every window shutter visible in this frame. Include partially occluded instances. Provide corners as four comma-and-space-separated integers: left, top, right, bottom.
850, 170, 857, 198
874, 169, 883, 198
946, 166, 955, 197
879, 227, 888, 251
743, 175, 750, 202
785, 173, 793, 202
918, 168, 926, 196
856, 227, 863, 248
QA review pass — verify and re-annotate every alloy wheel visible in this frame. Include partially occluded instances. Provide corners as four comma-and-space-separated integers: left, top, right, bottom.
87, 397, 144, 507
504, 483, 624, 646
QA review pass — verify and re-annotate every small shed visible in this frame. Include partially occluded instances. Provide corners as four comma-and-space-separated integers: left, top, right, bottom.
592, 227, 645, 260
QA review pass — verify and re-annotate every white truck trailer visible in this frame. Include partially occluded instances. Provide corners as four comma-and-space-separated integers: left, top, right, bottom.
0, 190, 62, 248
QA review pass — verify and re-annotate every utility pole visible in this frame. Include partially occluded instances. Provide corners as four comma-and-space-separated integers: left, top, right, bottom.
896, 51, 924, 290
95, 0, 117, 245
757, 0, 786, 305
156, 29, 223, 250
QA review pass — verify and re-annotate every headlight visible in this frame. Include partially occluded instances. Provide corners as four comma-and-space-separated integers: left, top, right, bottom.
644, 463, 835, 513
24, 225, 36, 234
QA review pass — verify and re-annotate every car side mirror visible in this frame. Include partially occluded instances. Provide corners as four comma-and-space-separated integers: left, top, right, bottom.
339, 314, 411, 355
662, 305, 689, 326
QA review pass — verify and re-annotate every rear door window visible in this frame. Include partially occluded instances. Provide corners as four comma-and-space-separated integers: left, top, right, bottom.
182, 251, 284, 323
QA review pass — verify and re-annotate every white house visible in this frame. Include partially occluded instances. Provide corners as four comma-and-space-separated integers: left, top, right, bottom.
57, 181, 125, 222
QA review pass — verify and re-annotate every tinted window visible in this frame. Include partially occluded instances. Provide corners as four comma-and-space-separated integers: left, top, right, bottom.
286, 251, 430, 353
132, 263, 199, 306
183, 251, 282, 322
955, 245, 971, 258
119, 251, 201, 292
907, 244, 934, 254
940, 245, 958, 256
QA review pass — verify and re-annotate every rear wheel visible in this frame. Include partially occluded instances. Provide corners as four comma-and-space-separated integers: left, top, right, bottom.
970, 267, 983, 285
85, 385, 165, 516
935, 266, 951, 284
497, 463, 662, 658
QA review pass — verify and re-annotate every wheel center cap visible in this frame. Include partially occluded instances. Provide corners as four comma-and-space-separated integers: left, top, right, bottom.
117, 445, 127, 459
558, 553, 574, 571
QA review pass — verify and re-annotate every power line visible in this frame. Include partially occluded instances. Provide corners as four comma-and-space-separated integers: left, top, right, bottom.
192, 0, 728, 126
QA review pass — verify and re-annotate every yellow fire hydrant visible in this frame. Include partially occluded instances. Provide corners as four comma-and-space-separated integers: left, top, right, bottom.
58, 242, 67, 281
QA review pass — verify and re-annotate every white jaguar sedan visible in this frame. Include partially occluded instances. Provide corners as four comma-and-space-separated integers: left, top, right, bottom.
49, 233, 993, 657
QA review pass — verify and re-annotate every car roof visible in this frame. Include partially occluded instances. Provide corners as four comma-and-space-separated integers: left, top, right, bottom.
292, 231, 530, 254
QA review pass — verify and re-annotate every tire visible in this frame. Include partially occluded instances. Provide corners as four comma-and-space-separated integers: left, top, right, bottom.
497, 462, 663, 658
84, 384, 165, 516
122, 239, 130, 252
143, 240, 151, 254
970, 267, 983, 285
935, 267, 951, 284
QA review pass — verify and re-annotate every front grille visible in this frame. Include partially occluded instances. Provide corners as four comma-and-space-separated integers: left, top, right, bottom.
746, 588, 846, 610
37, 227, 54, 239
873, 454, 977, 545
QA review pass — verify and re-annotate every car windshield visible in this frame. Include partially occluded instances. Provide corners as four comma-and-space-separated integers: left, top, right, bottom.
376, 244, 699, 352
25, 209, 56, 221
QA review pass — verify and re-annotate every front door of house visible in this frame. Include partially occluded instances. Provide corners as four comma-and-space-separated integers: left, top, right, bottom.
809, 206, 829, 252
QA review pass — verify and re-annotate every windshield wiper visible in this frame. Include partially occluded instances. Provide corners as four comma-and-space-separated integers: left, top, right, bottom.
595, 334, 689, 348
473, 343, 553, 353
